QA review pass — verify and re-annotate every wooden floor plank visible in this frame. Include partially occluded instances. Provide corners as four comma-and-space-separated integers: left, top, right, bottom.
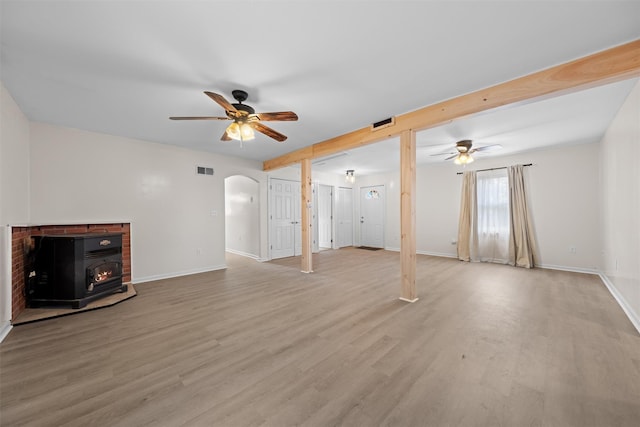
1, 249, 639, 426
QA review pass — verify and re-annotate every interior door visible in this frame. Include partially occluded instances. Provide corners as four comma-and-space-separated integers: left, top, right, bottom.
360, 185, 385, 248
318, 184, 333, 248
270, 178, 301, 259
336, 187, 353, 248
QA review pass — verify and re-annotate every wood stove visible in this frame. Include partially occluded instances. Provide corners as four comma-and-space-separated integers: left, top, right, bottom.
28, 233, 127, 309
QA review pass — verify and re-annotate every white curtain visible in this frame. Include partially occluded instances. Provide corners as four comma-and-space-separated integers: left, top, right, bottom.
475, 169, 510, 263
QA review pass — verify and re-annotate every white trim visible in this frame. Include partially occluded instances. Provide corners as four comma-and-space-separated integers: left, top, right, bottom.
2, 226, 13, 343
535, 263, 599, 275
133, 264, 227, 284
598, 273, 640, 335
384, 248, 458, 258
225, 248, 260, 260
0, 322, 12, 343
417, 250, 457, 259
399, 297, 419, 303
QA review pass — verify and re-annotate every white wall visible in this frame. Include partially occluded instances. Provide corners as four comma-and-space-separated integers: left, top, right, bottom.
29, 122, 267, 282
355, 142, 602, 272
601, 79, 640, 331
225, 175, 260, 258
0, 82, 31, 339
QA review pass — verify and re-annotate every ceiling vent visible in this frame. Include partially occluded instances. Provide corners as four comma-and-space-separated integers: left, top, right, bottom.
196, 166, 214, 176
371, 117, 395, 131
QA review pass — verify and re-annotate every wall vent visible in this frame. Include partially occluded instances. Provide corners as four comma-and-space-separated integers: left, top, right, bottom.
371, 116, 395, 131
196, 166, 214, 176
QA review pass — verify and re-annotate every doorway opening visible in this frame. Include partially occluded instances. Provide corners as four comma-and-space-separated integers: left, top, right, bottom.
316, 184, 333, 250
224, 175, 260, 260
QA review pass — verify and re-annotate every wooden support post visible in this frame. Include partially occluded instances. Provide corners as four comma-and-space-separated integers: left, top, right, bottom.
301, 158, 313, 273
400, 130, 417, 302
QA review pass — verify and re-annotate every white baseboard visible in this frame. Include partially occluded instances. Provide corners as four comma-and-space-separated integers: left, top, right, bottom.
0, 321, 12, 343
536, 263, 599, 275
133, 264, 227, 284
598, 273, 640, 335
225, 248, 261, 260
383, 247, 458, 259
417, 250, 458, 259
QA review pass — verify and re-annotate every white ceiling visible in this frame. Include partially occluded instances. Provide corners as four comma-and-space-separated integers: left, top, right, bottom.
1, 1, 639, 173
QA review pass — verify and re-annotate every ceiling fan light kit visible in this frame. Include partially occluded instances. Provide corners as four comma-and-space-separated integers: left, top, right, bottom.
431, 139, 502, 165
454, 152, 474, 165
170, 90, 298, 143
226, 121, 255, 141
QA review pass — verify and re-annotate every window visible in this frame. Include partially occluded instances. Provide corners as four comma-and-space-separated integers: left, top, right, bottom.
476, 169, 510, 263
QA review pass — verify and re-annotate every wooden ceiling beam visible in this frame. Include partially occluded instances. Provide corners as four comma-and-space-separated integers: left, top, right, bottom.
263, 39, 640, 172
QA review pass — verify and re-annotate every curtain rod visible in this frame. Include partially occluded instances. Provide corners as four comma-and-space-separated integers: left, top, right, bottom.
456, 163, 532, 175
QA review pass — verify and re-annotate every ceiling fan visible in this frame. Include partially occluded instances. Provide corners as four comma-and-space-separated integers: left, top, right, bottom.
431, 139, 502, 165
170, 90, 298, 142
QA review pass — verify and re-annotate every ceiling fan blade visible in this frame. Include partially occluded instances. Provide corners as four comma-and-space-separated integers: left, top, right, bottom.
253, 122, 287, 142
445, 153, 459, 161
204, 91, 237, 113
430, 151, 457, 157
169, 116, 229, 120
473, 144, 502, 152
256, 111, 298, 121
221, 130, 232, 141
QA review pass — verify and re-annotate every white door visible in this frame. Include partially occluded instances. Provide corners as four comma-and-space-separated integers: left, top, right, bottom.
336, 187, 353, 248
360, 185, 385, 248
318, 184, 333, 248
270, 179, 301, 259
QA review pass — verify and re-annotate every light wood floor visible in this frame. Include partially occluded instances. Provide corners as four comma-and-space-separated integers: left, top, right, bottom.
1, 249, 639, 426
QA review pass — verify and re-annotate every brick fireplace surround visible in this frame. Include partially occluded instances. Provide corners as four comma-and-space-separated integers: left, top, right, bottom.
10, 223, 131, 321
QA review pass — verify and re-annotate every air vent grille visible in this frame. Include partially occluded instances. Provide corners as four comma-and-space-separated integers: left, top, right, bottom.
196, 166, 214, 176
371, 116, 395, 131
